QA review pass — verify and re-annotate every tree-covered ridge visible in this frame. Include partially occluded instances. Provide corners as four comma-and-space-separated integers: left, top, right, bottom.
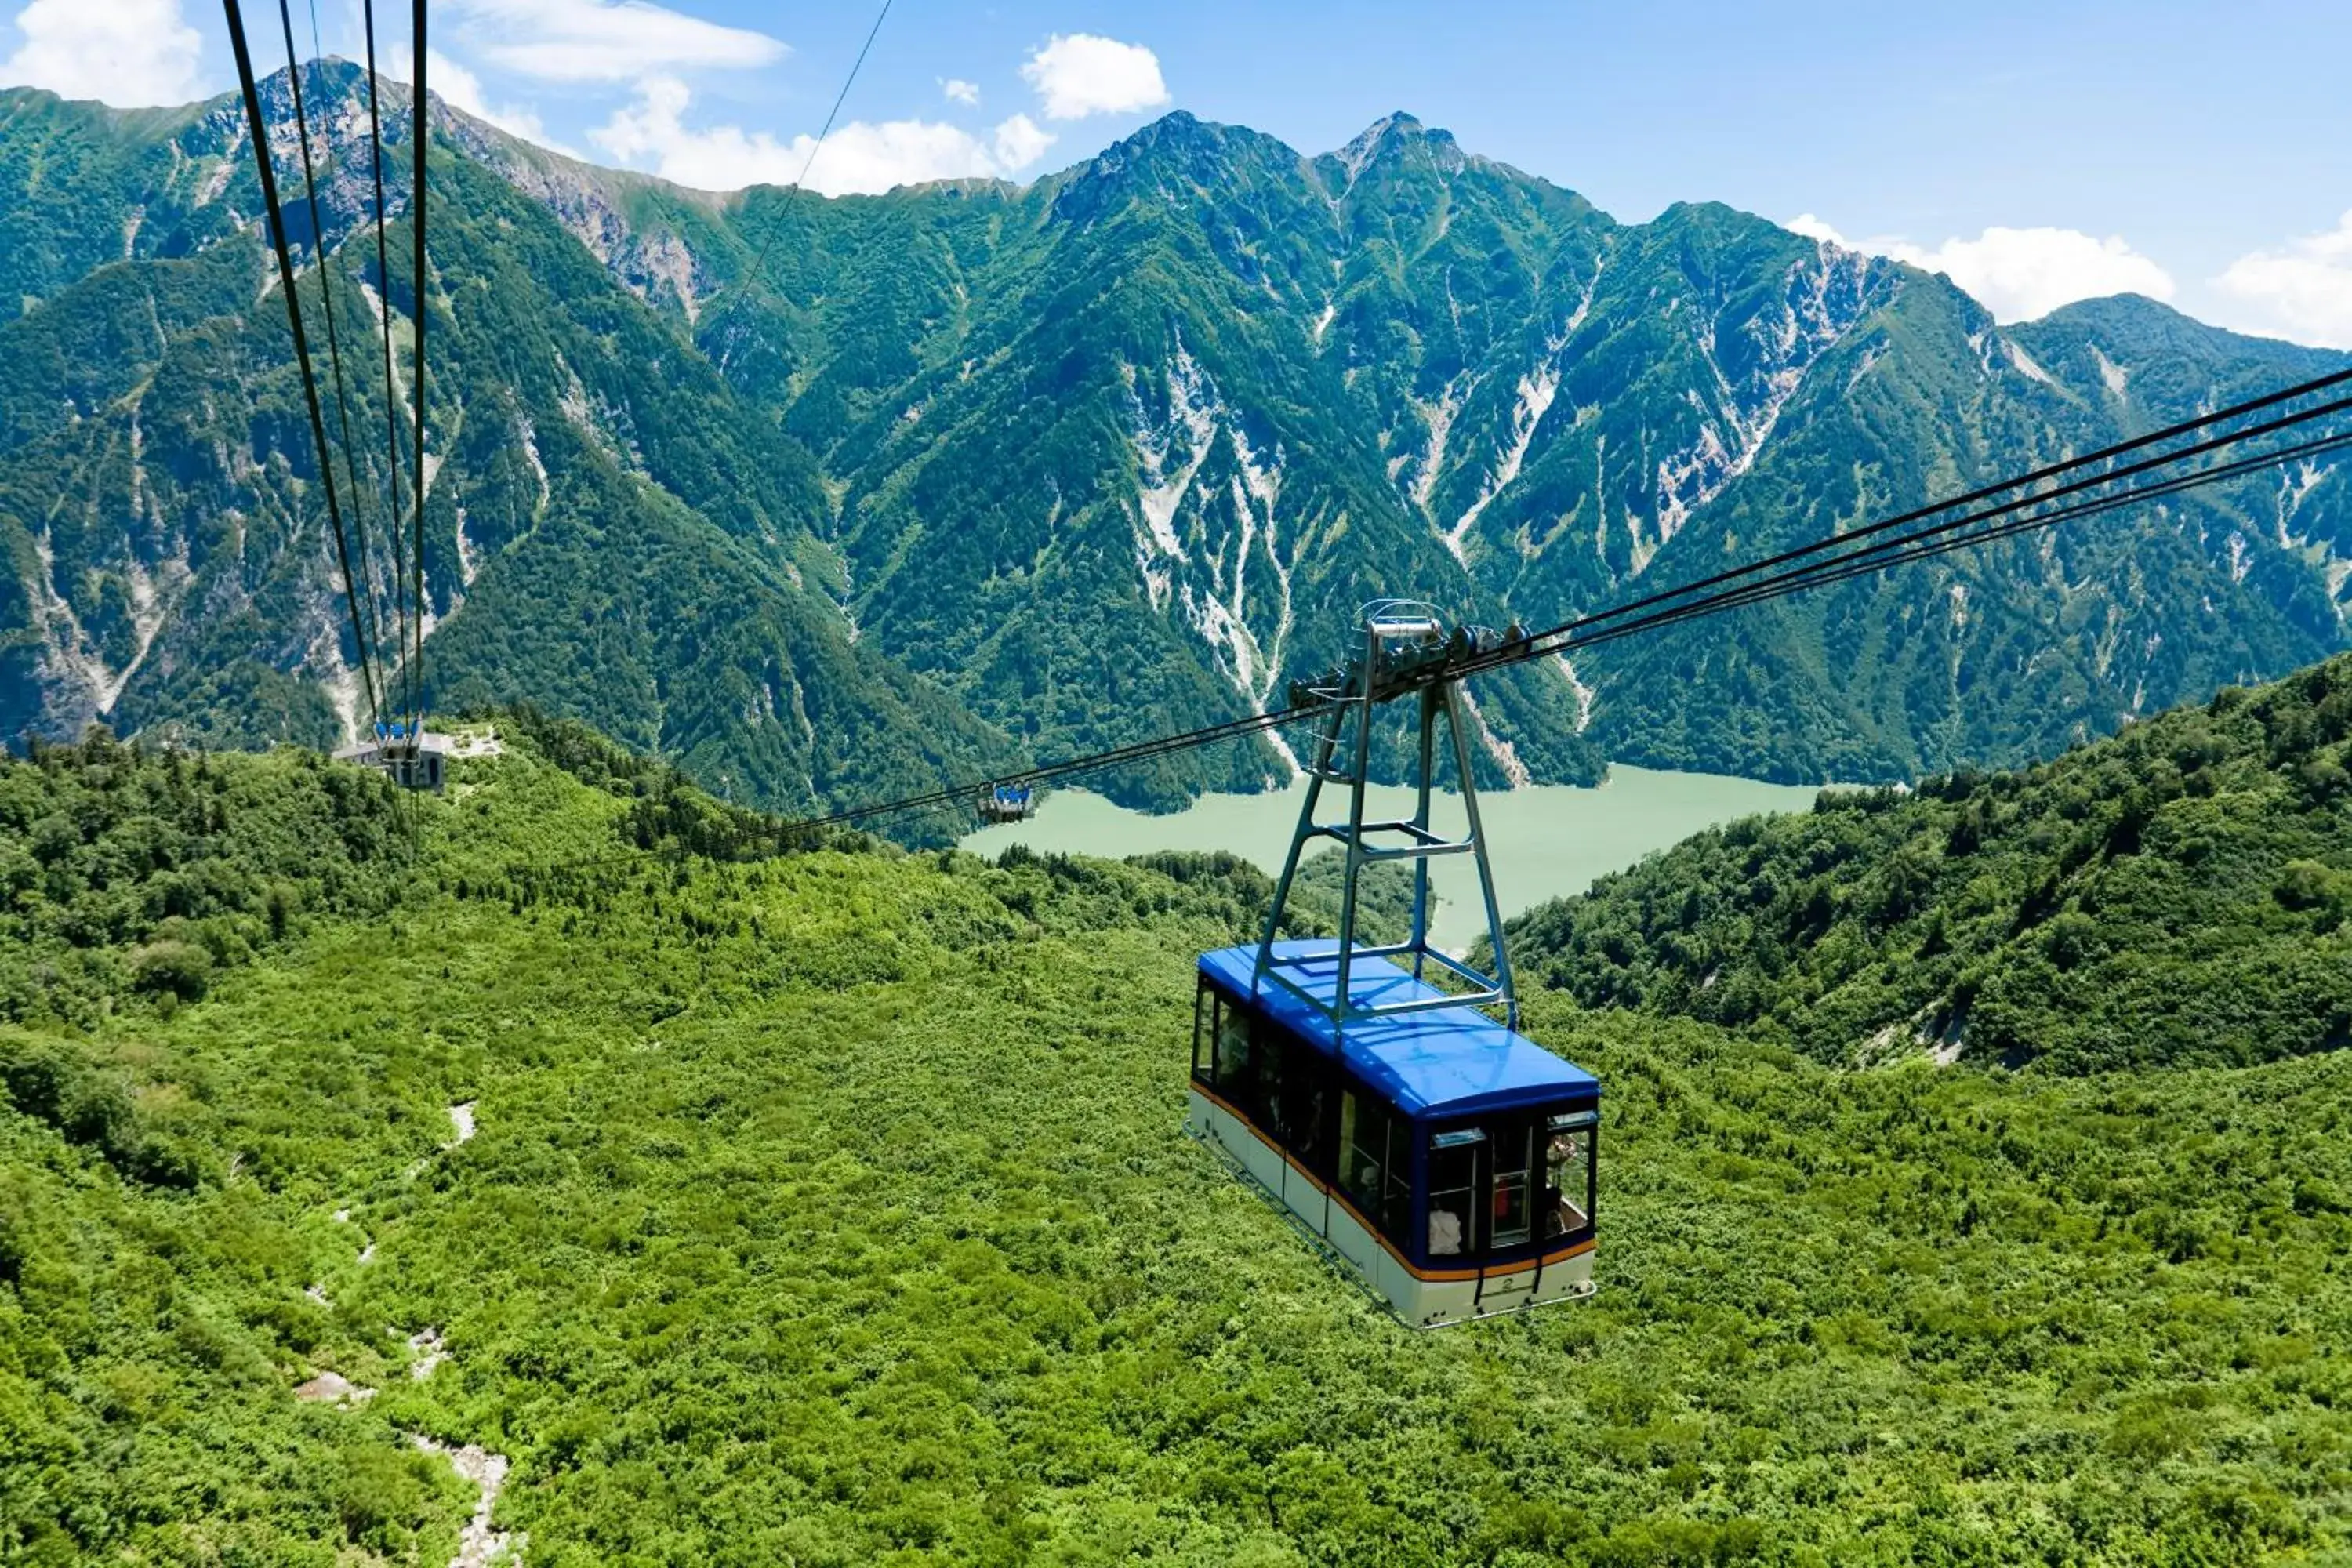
0, 729, 416, 1029
0, 68, 1022, 829
1508, 652, 2352, 1073
4, 69, 2349, 818
1, 728, 2349, 1563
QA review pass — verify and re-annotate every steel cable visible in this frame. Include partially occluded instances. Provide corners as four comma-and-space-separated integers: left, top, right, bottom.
799, 389, 2352, 837
277, 0, 397, 728
223, 0, 386, 736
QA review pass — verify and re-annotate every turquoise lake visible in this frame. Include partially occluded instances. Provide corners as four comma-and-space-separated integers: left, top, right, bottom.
961, 764, 1823, 950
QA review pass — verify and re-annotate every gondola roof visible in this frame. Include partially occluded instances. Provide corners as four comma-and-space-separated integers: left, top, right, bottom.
1198, 941, 1599, 1119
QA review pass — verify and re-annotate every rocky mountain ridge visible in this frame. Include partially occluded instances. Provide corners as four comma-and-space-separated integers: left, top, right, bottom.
2, 68, 2346, 818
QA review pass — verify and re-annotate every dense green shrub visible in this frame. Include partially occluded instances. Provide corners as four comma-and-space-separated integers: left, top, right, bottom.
3, 695, 2350, 1563
1509, 652, 2352, 1070
0, 728, 412, 1025
129, 938, 211, 1000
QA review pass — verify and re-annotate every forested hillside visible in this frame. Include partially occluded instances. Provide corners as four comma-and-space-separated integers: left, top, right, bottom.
1509, 652, 2352, 1073
2, 724, 2350, 1563
3, 67, 2348, 816
0, 72, 1023, 823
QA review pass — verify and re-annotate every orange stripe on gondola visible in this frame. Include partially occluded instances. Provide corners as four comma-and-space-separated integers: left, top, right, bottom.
1189, 1083, 1596, 1284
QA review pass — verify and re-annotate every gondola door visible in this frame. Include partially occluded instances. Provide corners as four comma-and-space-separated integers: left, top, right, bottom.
1490, 1123, 1535, 1251
1426, 1128, 1488, 1261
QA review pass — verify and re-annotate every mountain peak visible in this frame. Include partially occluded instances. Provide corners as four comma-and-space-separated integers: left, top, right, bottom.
1051, 109, 1312, 225
1330, 111, 1461, 185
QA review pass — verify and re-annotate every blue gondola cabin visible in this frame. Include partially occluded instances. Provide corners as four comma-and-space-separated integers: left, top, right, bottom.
1188, 940, 1599, 1327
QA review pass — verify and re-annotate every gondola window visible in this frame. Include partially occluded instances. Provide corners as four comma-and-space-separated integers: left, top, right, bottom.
1428, 1129, 1485, 1257
1547, 1112, 1598, 1237
1492, 1123, 1534, 1249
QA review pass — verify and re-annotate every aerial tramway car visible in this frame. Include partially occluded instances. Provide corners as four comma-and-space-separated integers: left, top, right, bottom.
1184, 604, 1599, 1327
977, 783, 1036, 823
333, 720, 448, 792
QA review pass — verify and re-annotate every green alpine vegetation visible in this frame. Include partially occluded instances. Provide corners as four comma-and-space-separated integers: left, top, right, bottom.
1509, 652, 2352, 1073
4, 706, 2351, 1563
3, 68, 2348, 818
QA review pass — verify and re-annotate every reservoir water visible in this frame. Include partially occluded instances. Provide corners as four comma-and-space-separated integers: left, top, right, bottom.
960, 764, 1821, 950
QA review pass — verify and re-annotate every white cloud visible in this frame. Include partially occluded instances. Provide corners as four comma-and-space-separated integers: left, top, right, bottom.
942, 77, 980, 107
1018, 33, 1167, 121
991, 113, 1053, 171
593, 76, 1054, 195
2216, 210, 2352, 350
0, 0, 201, 106
443, 0, 783, 84
1789, 214, 2176, 324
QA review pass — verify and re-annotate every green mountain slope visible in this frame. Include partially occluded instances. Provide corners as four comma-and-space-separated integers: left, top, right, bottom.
1509, 652, 2352, 1072
699, 111, 2352, 789
0, 70, 1018, 822
3, 726, 2350, 1562
2, 73, 2347, 815
1581, 283, 2352, 782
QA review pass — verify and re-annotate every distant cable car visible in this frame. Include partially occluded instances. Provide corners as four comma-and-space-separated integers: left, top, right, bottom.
1185, 603, 1598, 1326
335, 719, 445, 792
977, 782, 1036, 824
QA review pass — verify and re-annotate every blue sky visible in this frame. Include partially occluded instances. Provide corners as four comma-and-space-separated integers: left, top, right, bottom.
5, 0, 2350, 344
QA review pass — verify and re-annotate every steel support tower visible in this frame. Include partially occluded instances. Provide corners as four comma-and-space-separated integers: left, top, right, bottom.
1252, 601, 1519, 1035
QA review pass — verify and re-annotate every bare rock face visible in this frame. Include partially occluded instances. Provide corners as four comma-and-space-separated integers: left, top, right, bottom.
292, 1370, 376, 1405
411, 1434, 521, 1568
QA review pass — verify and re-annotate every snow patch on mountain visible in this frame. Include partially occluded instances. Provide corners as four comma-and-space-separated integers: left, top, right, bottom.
519, 414, 550, 520
1179, 426, 1300, 761
2275, 460, 2350, 616
312, 623, 364, 746
1125, 341, 1220, 608
1455, 685, 1530, 788
27, 526, 184, 728
1125, 339, 1305, 764
1439, 282, 1596, 564
555, 355, 642, 474
1555, 655, 1595, 734
1405, 376, 1471, 513
453, 497, 482, 589
353, 280, 414, 406
1967, 329, 1997, 377
1444, 358, 1559, 565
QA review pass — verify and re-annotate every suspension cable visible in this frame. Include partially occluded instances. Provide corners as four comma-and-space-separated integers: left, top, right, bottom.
223, 0, 385, 737
1488, 423, 2352, 677
1456, 390, 2352, 684
358, 0, 415, 736
408, 0, 430, 742
499, 406, 2348, 887
789, 379, 2352, 839
713, 0, 892, 371
277, 0, 395, 729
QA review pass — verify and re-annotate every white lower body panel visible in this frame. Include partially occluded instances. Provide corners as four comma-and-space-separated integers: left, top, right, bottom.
1187, 1088, 1595, 1328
